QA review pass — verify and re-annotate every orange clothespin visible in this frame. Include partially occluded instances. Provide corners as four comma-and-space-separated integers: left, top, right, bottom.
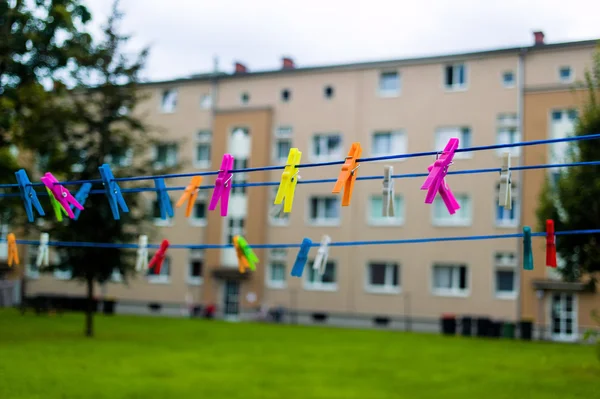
546, 219, 557, 267
332, 142, 362, 206
7, 233, 19, 266
232, 236, 249, 273
176, 176, 203, 217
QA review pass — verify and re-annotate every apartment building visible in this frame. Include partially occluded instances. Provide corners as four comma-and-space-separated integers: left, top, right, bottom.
21, 32, 597, 335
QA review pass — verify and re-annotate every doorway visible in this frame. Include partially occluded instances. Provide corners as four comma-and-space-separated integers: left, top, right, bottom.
223, 280, 240, 319
550, 292, 577, 341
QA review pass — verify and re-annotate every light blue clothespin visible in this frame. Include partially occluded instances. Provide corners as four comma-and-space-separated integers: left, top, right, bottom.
15, 169, 45, 222
72, 183, 92, 220
523, 226, 533, 270
291, 238, 312, 277
99, 164, 129, 220
154, 178, 174, 220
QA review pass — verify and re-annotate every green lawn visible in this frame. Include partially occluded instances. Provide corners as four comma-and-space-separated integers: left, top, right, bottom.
0, 310, 598, 399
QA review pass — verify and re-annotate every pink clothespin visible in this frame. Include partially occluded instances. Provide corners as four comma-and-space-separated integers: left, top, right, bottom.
208, 154, 234, 216
40, 172, 84, 219
421, 138, 460, 214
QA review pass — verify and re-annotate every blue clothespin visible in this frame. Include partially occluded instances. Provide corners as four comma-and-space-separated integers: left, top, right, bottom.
154, 178, 174, 220
99, 164, 129, 220
72, 183, 92, 220
15, 169, 45, 222
523, 226, 533, 270
291, 238, 312, 277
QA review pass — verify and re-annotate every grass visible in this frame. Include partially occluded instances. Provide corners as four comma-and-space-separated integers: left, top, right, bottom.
0, 310, 598, 399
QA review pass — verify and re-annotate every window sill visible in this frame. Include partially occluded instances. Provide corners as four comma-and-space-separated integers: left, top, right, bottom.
304, 284, 338, 292
432, 289, 469, 298
307, 220, 341, 227
148, 277, 170, 284
503, 84, 516, 89
193, 161, 211, 169
188, 219, 207, 227
368, 218, 404, 227
444, 86, 467, 93
495, 292, 517, 300
432, 220, 472, 227
54, 274, 72, 281
365, 286, 401, 295
378, 90, 400, 98
266, 282, 287, 290
495, 221, 518, 229
186, 277, 203, 286
269, 219, 290, 227
153, 219, 174, 227
159, 109, 176, 114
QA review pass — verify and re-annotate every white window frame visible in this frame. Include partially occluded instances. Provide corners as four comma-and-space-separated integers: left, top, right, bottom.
269, 186, 290, 226
307, 196, 341, 226
310, 133, 343, 162
194, 130, 211, 169
443, 63, 468, 91
493, 252, 517, 300
365, 262, 401, 294
160, 89, 178, 113
266, 248, 287, 289
304, 260, 338, 291
371, 130, 407, 158
105, 148, 133, 168
558, 66, 574, 83
151, 198, 174, 227
187, 249, 204, 286
496, 113, 521, 156
378, 70, 401, 97
367, 195, 404, 226
431, 194, 472, 227
147, 256, 171, 284
431, 264, 469, 297
273, 126, 293, 164
152, 143, 178, 169
200, 93, 212, 109
434, 127, 472, 159
502, 70, 515, 88
189, 194, 207, 227
494, 188, 519, 228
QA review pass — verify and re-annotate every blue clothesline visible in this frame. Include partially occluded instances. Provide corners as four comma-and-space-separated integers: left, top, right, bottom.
2, 133, 598, 190
8, 229, 600, 250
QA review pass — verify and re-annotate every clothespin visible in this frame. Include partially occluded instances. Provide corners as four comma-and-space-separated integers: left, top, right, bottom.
421, 138, 460, 214
382, 166, 395, 217
291, 238, 312, 277
208, 154, 234, 216
148, 239, 169, 274
41, 172, 84, 219
99, 164, 129, 220
45, 186, 68, 221
499, 152, 512, 210
546, 220, 557, 268
313, 235, 331, 276
332, 143, 362, 206
36, 233, 50, 267
233, 235, 259, 273
153, 178, 174, 220
136, 235, 148, 271
7, 233, 19, 267
176, 176, 203, 217
274, 148, 302, 213
73, 183, 92, 220
15, 169, 45, 222
523, 226, 533, 270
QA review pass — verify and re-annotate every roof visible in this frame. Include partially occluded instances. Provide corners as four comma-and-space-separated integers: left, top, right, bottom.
142, 38, 599, 87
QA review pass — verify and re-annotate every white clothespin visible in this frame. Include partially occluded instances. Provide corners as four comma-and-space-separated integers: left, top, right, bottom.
36, 233, 49, 267
382, 166, 395, 217
313, 235, 331, 276
499, 152, 512, 210
136, 235, 148, 271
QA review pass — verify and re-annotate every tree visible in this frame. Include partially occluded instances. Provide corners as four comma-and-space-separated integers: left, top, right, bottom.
537, 45, 600, 286
46, 0, 159, 337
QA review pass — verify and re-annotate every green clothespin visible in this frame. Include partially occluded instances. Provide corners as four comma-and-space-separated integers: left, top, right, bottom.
237, 236, 259, 271
46, 187, 68, 222
523, 226, 533, 270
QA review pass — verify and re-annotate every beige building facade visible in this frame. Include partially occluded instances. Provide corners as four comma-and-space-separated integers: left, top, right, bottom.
18, 32, 598, 337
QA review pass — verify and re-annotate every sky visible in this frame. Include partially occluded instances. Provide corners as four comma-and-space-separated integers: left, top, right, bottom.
83, 0, 600, 82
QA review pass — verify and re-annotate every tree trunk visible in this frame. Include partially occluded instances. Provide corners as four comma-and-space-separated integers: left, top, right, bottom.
85, 274, 94, 337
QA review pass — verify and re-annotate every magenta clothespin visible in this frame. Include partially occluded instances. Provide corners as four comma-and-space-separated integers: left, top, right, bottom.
421, 138, 460, 214
208, 154, 234, 216
40, 172, 84, 219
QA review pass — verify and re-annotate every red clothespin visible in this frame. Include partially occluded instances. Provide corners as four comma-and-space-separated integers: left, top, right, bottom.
209, 154, 234, 216
332, 142, 362, 206
40, 172, 84, 219
148, 240, 169, 274
546, 219, 557, 267
421, 138, 460, 214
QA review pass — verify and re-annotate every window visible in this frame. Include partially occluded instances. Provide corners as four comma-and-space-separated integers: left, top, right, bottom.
267, 249, 287, 289
273, 126, 293, 163
496, 114, 521, 156
153, 143, 178, 168
26, 248, 39, 279
494, 252, 516, 298
281, 89, 291, 102
549, 109, 578, 182
231, 158, 248, 195
269, 187, 290, 225
160, 89, 178, 113
147, 256, 170, 283
105, 148, 133, 168
111, 269, 122, 282
152, 198, 173, 225
435, 127, 472, 159
378, 71, 400, 96
194, 130, 211, 168
305, 260, 337, 290
308, 196, 340, 225
366, 262, 400, 293
495, 186, 518, 227
200, 93, 212, 109
432, 194, 471, 226
69, 149, 87, 173
368, 195, 404, 225
54, 268, 72, 280
240, 92, 250, 104
187, 250, 204, 285
432, 264, 468, 296
444, 63, 467, 90
190, 200, 207, 226
371, 131, 407, 157
311, 133, 342, 160
226, 218, 245, 245
502, 71, 515, 88
324, 85, 334, 99
558, 66, 573, 83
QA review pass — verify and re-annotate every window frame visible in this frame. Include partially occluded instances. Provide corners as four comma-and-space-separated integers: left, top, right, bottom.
434, 127, 472, 159
304, 259, 338, 291
187, 249, 204, 286
371, 130, 407, 158
558, 66, 573, 83
269, 186, 290, 226
502, 71, 515, 88
160, 88, 178, 113
443, 63, 468, 91
378, 70, 401, 97
310, 133, 343, 162
306, 196, 341, 226
189, 194, 208, 227
493, 252, 517, 299
153, 142, 178, 169
431, 263, 469, 297
431, 193, 472, 227
365, 262, 401, 294
147, 256, 171, 284
367, 194, 404, 226
266, 249, 287, 289
194, 130, 212, 169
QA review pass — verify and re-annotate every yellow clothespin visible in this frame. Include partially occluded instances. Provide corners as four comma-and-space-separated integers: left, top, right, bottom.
7, 233, 19, 266
274, 148, 302, 213
176, 176, 203, 217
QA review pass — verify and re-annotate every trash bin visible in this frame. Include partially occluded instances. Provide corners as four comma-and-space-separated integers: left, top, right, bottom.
489, 321, 502, 338
476, 317, 490, 337
102, 300, 115, 315
461, 316, 473, 337
520, 320, 533, 340
502, 322, 516, 339
441, 314, 457, 335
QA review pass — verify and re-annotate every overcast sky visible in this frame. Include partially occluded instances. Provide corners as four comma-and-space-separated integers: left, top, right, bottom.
84, 0, 600, 82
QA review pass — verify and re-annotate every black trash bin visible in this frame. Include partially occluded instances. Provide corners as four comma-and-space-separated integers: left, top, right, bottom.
103, 300, 116, 315
441, 314, 457, 335
461, 316, 473, 336
489, 321, 502, 338
476, 317, 490, 337
520, 320, 533, 340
